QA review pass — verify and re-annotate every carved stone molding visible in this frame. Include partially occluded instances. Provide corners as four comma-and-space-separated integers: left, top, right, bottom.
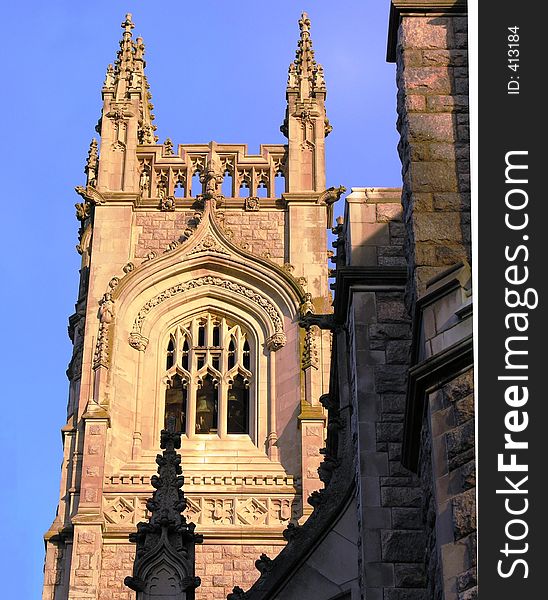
103, 494, 295, 528
302, 326, 319, 370
188, 234, 230, 256
131, 276, 285, 345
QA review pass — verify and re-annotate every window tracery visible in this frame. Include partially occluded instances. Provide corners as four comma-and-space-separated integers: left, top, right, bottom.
163, 313, 253, 437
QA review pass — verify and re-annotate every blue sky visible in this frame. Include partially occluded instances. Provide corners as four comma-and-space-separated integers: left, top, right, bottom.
0, 1, 401, 596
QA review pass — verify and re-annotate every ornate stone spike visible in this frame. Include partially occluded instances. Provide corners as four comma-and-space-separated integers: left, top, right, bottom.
85, 139, 99, 187
163, 138, 174, 156
122, 13, 135, 35
293, 11, 317, 97
125, 420, 202, 599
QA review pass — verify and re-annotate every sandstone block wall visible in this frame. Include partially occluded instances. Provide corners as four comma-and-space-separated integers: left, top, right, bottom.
134, 210, 286, 264
97, 542, 283, 600
395, 14, 470, 309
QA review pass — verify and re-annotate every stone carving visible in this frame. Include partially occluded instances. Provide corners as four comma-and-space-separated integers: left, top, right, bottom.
108, 277, 120, 291
299, 292, 315, 317
94, 293, 115, 369
228, 587, 249, 600
270, 498, 292, 523
266, 332, 287, 352
163, 138, 174, 156
318, 185, 346, 206
139, 160, 151, 197
188, 234, 230, 256
324, 117, 333, 137
105, 473, 296, 487
244, 196, 260, 211
122, 262, 135, 274
315, 64, 326, 90
282, 521, 301, 542
104, 496, 136, 524
99, 292, 114, 324
128, 332, 149, 352
282, 262, 295, 273
237, 498, 268, 525
255, 554, 273, 575
142, 250, 156, 263
85, 139, 99, 187
204, 499, 233, 525
160, 195, 175, 211
75, 185, 106, 205
131, 277, 284, 341
75, 202, 91, 222
165, 240, 180, 252
156, 171, 168, 199
302, 326, 319, 370
103, 63, 115, 88
287, 62, 298, 88
93, 321, 110, 369
125, 422, 202, 598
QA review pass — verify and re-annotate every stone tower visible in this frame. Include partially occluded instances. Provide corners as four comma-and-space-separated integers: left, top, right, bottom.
42, 13, 341, 600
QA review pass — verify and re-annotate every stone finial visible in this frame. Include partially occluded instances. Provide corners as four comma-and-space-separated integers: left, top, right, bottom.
125, 419, 202, 598
122, 13, 135, 35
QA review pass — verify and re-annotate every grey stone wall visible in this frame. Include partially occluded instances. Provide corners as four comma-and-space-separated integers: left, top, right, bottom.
425, 369, 476, 600
349, 286, 427, 600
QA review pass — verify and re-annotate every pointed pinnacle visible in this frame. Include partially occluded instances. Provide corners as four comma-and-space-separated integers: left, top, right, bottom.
299, 12, 311, 35
122, 13, 135, 36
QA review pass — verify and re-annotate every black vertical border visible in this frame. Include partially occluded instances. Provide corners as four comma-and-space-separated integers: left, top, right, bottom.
478, 1, 547, 596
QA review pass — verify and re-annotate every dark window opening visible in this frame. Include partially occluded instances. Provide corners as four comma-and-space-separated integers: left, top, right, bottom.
196, 375, 218, 434
164, 374, 187, 433
243, 340, 251, 370
212, 355, 220, 371
228, 375, 248, 434
198, 325, 206, 347
182, 339, 189, 371
166, 337, 175, 370
228, 338, 236, 370
212, 325, 220, 347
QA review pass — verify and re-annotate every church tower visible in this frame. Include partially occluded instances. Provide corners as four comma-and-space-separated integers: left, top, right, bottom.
42, 13, 342, 600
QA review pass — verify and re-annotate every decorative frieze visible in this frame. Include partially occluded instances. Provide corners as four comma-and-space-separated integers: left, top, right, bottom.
102, 494, 295, 528
104, 473, 296, 487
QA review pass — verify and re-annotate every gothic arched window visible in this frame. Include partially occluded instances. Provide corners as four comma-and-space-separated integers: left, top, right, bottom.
163, 313, 253, 437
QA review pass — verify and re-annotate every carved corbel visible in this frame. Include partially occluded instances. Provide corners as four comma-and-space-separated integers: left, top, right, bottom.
75, 185, 106, 206
318, 185, 346, 227
128, 332, 149, 352
266, 332, 287, 352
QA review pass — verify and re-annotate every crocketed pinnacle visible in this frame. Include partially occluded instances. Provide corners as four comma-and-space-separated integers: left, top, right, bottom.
124, 418, 202, 597
101, 13, 157, 143
287, 12, 326, 98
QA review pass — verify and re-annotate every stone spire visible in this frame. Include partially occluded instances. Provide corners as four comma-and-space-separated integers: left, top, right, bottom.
95, 14, 157, 191
288, 12, 327, 99
281, 12, 330, 192
125, 420, 202, 599
100, 13, 157, 144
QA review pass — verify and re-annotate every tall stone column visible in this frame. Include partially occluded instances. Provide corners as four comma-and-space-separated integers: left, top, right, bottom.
388, 0, 470, 311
